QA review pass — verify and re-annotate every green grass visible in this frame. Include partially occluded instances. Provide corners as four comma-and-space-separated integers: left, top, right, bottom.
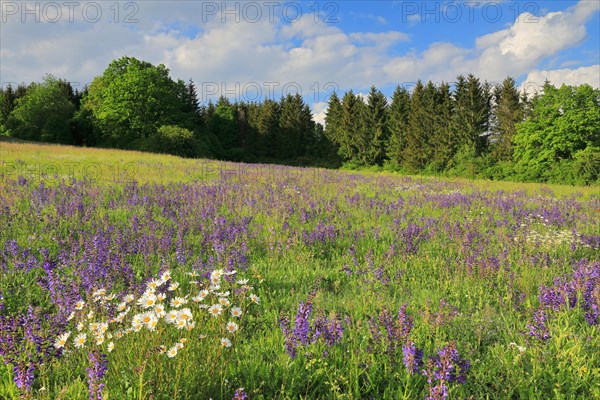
0, 141, 598, 399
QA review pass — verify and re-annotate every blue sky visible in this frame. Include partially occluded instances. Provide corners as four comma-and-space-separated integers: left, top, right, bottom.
1, 1, 598, 122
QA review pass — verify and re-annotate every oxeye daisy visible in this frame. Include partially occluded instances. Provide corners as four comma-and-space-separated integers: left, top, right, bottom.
167, 346, 178, 358
123, 294, 135, 303
74, 333, 86, 348
211, 269, 224, 280
170, 297, 187, 308
249, 294, 260, 304
176, 342, 184, 350
154, 304, 166, 318
186, 320, 196, 331
177, 308, 193, 321
216, 291, 230, 297
105, 293, 116, 301
92, 288, 106, 298
140, 312, 155, 326
175, 318, 187, 329
168, 282, 179, 291
117, 302, 127, 312
87, 310, 95, 320
165, 310, 178, 324
96, 334, 104, 346
209, 304, 223, 317
158, 345, 166, 354
226, 321, 239, 333
157, 293, 166, 301
199, 290, 209, 298
147, 278, 161, 289
67, 311, 75, 321
75, 300, 85, 310
54, 332, 71, 349
107, 342, 114, 353
219, 297, 230, 307
220, 337, 232, 348
132, 314, 143, 326
230, 307, 242, 318
133, 323, 143, 332
224, 270, 236, 276
160, 270, 172, 283
147, 316, 159, 331
138, 293, 157, 309
77, 322, 84, 331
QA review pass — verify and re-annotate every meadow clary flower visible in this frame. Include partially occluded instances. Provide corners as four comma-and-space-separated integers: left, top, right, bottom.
220, 338, 232, 348
54, 331, 71, 349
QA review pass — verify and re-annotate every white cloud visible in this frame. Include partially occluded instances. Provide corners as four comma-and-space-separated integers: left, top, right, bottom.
523, 65, 600, 90
0, 0, 598, 103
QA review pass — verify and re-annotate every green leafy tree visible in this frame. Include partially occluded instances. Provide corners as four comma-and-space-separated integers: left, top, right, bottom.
81, 57, 187, 149
513, 83, 600, 181
8, 75, 75, 143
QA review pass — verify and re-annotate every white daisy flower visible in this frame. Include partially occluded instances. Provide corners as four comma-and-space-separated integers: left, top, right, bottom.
167, 346, 178, 358
220, 337, 232, 348
209, 304, 223, 317
123, 294, 135, 303
170, 297, 187, 308
230, 307, 242, 318
54, 332, 71, 349
75, 300, 85, 310
107, 341, 114, 353
73, 333, 86, 348
226, 321, 239, 333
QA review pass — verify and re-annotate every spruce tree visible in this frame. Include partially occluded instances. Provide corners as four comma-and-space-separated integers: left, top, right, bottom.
365, 86, 389, 165
386, 85, 411, 167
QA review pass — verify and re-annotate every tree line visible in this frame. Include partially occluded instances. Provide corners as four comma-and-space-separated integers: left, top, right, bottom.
1, 56, 598, 184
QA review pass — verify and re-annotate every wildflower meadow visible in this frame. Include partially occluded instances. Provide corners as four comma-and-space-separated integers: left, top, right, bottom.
0, 142, 599, 399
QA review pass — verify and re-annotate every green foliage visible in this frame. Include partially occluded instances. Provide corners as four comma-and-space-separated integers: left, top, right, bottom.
7, 75, 75, 143
513, 83, 600, 182
81, 57, 189, 149
145, 125, 199, 158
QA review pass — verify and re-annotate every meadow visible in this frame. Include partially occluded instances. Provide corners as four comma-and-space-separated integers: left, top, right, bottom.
0, 141, 599, 399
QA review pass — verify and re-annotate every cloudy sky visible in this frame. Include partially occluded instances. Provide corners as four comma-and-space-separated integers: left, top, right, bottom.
1, 0, 598, 122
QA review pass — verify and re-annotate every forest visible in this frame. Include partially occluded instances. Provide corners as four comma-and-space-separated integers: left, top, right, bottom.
1, 56, 598, 184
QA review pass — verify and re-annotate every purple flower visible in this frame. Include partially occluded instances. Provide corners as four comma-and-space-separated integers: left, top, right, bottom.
87, 351, 108, 400
402, 342, 423, 374
232, 387, 249, 400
